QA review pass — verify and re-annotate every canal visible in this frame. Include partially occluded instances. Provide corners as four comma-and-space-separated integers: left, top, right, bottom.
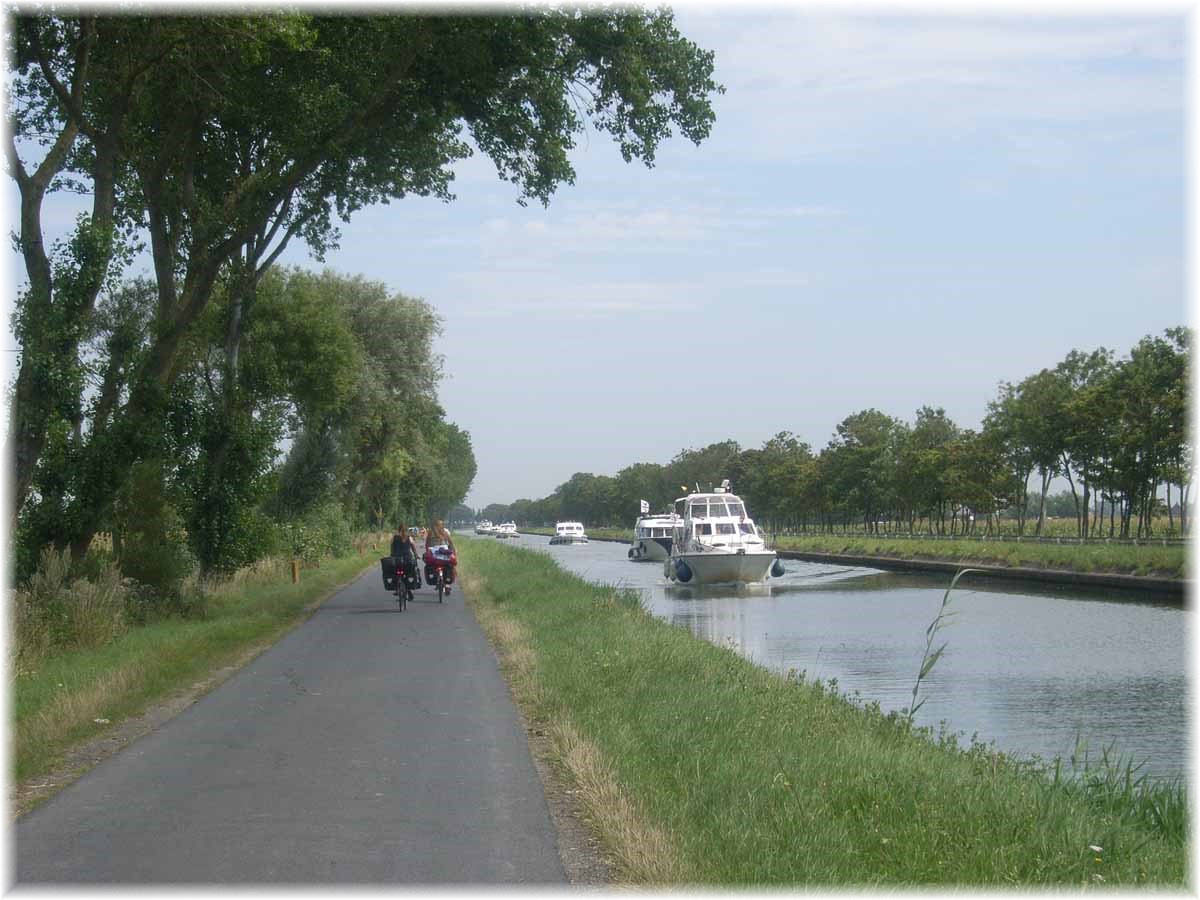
506, 532, 1188, 781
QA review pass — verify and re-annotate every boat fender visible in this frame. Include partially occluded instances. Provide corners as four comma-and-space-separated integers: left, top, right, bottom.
771, 559, 785, 578
674, 560, 693, 583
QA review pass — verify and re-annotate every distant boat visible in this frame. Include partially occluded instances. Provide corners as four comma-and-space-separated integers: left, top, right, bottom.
664, 481, 782, 585
628, 512, 679, 562
549, 521, 589, 545
475, 519, 495, 535
494, 522, 519, 539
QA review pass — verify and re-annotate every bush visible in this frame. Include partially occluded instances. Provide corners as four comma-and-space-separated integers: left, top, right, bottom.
12, 547, 130, 670
113, 461, 197, 605
280, 502, 354, 564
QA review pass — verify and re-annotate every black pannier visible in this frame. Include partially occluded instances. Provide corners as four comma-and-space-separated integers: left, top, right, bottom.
380, 556, 398, 590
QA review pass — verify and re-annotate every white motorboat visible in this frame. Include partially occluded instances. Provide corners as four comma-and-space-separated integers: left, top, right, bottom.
664, 481, 782, 585
549, 521, 589, 545
494, 522, 519, 538
628, 512, 679, 562
475, 519, 495, 535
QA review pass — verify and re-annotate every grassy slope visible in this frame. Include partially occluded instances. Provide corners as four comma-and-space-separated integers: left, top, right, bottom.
460, 535, 1185, 887
14, 552, 377, 782
771, 534, 1184, 578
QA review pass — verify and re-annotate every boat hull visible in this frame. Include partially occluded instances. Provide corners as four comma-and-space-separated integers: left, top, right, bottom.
665, 549, 776, 585
549, 535, 589, 545
630, 537, 672, 562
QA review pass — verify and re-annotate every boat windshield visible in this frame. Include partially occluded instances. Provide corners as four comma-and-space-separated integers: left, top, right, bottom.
739, 523, 756, 534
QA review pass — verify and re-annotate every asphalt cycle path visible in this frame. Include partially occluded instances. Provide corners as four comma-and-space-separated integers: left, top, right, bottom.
15, 567, 568, 885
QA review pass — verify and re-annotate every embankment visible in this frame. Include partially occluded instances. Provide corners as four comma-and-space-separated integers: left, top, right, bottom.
517, 528, 1186, 596
459, 535, 1186, 887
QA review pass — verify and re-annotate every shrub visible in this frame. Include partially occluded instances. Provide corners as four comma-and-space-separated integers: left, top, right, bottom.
12, 547, 131, 669
66, 563, 129, 649
113, 459, 197, 603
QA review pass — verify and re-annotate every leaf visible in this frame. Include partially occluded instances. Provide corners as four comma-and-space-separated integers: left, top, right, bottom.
919, 643, 947, 679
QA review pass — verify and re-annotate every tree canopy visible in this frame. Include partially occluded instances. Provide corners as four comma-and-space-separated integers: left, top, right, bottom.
6, 9, 723, 562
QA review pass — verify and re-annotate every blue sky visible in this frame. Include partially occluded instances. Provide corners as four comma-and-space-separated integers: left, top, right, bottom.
4, 7, 1189, 509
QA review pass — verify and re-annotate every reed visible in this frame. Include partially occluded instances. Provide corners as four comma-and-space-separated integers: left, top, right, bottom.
458, 536, 1186, 887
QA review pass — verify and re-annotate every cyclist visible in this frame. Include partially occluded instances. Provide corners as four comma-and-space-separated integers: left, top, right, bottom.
425, 518, 457, 593
391, 523, 419, 588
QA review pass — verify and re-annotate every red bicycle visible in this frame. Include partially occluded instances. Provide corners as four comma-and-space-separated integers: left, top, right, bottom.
422, 546, 457, 603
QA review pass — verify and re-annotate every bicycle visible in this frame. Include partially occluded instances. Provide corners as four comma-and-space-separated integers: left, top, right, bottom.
423, 545, 456, 604
395, 560, 414, 611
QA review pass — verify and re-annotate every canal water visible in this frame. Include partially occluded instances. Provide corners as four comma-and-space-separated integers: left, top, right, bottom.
503, 532, 1189, 781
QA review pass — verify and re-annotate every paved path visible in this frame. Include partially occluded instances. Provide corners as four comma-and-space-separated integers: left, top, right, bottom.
16, 568, 568, 885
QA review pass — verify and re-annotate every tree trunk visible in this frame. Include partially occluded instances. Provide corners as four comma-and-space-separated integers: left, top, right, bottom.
1035, 469, 1051, 536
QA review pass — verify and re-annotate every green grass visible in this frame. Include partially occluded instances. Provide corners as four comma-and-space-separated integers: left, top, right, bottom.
459, 535, 1187, 887
772, 534, 1184, 578
14, 551, 377, 783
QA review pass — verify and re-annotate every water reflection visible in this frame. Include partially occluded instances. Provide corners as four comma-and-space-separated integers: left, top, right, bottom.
499, 532, 1188, 779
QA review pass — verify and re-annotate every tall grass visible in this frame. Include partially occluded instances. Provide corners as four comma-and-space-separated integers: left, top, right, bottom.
459, 536, 1186, 887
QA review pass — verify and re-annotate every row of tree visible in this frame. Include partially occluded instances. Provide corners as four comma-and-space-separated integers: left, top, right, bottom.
480, 328, 1191, 539
16, 267, 477, 582
7, 11, 722, 583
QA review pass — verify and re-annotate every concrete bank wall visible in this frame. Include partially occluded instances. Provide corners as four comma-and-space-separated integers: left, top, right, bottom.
776, 550, 1186, 598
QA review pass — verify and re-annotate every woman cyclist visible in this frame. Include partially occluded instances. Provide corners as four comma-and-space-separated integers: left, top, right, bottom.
391, 522, 419, 589
424, 518, 457, 592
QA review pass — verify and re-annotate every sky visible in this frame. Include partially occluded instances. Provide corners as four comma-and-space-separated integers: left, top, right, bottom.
3, 3, 1191, 511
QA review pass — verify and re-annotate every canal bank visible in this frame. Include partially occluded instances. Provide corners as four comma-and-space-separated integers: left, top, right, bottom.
460, 535, 1187, 887
517, 529, 1186, 597
775, 550, 1185, 597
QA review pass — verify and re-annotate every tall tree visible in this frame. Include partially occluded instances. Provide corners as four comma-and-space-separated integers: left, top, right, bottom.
8, 10, 722, 556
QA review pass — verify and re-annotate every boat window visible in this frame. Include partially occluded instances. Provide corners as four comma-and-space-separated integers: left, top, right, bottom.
695, 523, 712, 536
726, 502, 744, 517
690, 502, 707, 518
739, 523, 755, 534
716, 523, 736, 534
707, 501, 728, 517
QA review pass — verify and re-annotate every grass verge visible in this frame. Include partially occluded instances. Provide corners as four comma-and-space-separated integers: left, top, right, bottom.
14, 551, 376, 786
459, 535, 1186, 887
771, 534, 1184, 578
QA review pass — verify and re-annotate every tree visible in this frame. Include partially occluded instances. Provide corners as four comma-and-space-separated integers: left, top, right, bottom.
823, 410, 901, 532
8, 10, 723, 556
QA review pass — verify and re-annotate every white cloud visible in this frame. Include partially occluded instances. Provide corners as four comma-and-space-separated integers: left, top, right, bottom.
678, 12, 1184, 163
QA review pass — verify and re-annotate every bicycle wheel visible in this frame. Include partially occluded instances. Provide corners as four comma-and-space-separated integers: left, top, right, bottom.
437, 570, 445, 603
395, 575, 406, 611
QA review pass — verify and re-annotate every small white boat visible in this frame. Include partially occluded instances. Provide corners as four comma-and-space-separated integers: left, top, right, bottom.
664, 481, 782, 585
628, 512, 679, 561
549, 521, 589, 545
494, 522, 519, 539
475, 519, 495, 535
